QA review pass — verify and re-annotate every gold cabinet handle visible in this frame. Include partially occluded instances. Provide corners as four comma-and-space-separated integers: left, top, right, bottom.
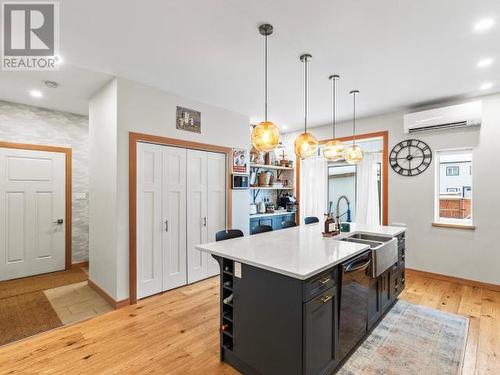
318, 295, 332, 304
318, 277, 330, 285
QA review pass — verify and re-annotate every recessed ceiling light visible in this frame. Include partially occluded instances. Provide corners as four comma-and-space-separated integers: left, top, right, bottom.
29, 89, 43, 98
480, 82, 493, 90
477, 57, 494, 68
281, 125, 288, 130
474, 18, 495, 32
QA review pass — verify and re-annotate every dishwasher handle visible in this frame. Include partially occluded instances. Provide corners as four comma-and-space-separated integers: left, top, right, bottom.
343, 253, 372, 273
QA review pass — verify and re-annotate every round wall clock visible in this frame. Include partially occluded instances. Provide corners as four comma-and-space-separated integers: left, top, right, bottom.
389, 139, 432, 176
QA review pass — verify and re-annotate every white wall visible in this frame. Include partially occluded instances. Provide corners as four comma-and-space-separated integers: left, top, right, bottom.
283, 93, 500, 285
89, 77, 250, 300
0, 100, 89, 262
88, 79, 118, 298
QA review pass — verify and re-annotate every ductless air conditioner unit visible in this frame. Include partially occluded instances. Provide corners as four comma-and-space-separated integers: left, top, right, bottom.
404, 101, 482, 134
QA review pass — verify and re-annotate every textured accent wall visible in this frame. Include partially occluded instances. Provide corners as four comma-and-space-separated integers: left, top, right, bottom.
0, 100, 89, 262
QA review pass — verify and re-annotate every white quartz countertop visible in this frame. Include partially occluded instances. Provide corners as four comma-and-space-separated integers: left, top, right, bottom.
197, 224, 366, 280
196, 224, 406, 280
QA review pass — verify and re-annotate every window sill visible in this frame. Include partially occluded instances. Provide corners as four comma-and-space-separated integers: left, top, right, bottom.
432, 222, 476, 230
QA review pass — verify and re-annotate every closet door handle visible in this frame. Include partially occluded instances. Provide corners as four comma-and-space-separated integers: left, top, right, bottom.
164, 220, 168, 232
203, 217, 207, 227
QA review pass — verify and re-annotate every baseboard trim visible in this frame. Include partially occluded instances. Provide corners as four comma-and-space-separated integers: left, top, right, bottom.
71, 261, 89, 269
406, 268, 500, 292
88, 279, 130, 309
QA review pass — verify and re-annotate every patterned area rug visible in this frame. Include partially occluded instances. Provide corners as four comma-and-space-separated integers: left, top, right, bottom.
339, 300, 469, 375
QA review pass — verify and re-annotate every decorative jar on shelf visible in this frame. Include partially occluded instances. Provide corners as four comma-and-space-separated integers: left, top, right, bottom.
258, 171, 272, 186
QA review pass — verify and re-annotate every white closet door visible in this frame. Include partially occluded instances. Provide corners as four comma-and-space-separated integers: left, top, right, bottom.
206, 152, 226, 277
186, 149, 208, 284
0, 147, 66, 281
161, 146, 187, 290
137, 143, 163, 299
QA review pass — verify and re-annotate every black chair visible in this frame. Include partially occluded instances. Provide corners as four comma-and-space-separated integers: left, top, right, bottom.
282, 220, 297, 228
304, 216, 319, 224
216, 229, 244, 242
252, 225, 273, 234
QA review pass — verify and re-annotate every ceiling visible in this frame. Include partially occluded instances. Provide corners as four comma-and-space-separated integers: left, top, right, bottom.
0, 65, 112, 115
2, 1, 500, 127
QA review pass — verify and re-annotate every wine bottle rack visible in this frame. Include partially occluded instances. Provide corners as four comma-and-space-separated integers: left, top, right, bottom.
221, 258, 234, 352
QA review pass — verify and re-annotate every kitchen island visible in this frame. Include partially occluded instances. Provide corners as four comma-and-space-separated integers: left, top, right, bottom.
196, 223, 406, 375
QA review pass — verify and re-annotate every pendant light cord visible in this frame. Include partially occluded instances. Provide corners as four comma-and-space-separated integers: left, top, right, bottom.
332, 77, 337, 139
352, 91, 357, 146
264, 33, 268, 122
304, 57, 308, 133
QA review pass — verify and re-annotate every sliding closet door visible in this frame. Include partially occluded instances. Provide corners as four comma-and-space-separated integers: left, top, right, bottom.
206, 152, 226, 277
161, 146, 187, 290
186, 150, 208, 283
137, 143, 163, 299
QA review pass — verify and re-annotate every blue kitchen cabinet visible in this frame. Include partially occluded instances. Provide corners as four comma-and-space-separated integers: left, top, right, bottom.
250, 213, 296, 234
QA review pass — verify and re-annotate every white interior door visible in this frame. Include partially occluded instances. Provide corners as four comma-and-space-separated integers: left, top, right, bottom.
206, 152, 226, 277
0, 147, 66, 281
137, 143, 163, 299
161, 146, 187, 290
186, 149, 208, 284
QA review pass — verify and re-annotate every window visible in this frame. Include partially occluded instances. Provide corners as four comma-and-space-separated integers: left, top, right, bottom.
435, 149, 473, 226
446, 166, 459, 176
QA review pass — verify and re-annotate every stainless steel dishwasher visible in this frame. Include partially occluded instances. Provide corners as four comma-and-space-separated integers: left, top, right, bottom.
338, 250, 372, 361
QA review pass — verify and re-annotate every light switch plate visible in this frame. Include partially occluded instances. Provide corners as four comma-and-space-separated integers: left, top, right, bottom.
75, 192, 88, 200
234, 262, 242, 278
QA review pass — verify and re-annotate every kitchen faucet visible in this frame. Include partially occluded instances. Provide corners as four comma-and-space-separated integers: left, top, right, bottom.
336, 195, 352, 222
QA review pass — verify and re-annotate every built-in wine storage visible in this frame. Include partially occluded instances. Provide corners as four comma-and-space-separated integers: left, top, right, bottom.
221, 259, 234, 351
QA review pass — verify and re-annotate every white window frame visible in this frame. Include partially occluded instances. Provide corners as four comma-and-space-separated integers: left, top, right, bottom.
434, 148, 473, 226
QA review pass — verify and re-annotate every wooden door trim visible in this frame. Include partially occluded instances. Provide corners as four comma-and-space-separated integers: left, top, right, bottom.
0, 141, 72, 270
129, 132, 233, 304
295, 130, 389, 225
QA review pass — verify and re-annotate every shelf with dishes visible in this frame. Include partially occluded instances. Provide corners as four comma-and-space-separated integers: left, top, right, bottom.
250, 163, 294, 171
249, 186, 294, 190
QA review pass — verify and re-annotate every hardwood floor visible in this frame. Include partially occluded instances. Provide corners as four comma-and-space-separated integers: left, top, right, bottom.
0, 272, 498, 374
402, 270, 500, 375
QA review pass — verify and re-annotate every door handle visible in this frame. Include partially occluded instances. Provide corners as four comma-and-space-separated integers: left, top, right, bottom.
53, 219, 64, 225
203, 217, 207, 227
164, 220, 168, 232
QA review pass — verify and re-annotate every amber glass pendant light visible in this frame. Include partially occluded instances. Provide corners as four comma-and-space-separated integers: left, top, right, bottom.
344, 90, 364, 164
251, 24, 280, 152
294, 54, 319, 159
323, 75, 345, 161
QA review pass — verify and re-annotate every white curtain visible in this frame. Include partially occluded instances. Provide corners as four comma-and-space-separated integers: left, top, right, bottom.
356, 153, 381, 225
300, 157, 328, 222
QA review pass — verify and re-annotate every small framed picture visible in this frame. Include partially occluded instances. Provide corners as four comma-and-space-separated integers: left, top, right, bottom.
176, 106, 201, 133
232, 148, 248, 174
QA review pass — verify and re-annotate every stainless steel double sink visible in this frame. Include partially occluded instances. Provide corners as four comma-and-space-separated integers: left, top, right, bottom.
341, 233, 398, 277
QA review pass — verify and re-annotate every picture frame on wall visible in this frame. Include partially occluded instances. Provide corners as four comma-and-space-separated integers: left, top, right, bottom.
176, 106, 201, 133
232, 148, 248, 174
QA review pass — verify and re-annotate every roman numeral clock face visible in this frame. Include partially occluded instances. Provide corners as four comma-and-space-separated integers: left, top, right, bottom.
390, 139, 432, 176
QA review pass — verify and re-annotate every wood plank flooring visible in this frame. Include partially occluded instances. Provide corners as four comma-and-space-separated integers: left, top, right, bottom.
0, 272, 498, 374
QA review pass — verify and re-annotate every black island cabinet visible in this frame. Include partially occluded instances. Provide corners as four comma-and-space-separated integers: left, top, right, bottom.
213, 232, 406, 375
217, 257, 339, 375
